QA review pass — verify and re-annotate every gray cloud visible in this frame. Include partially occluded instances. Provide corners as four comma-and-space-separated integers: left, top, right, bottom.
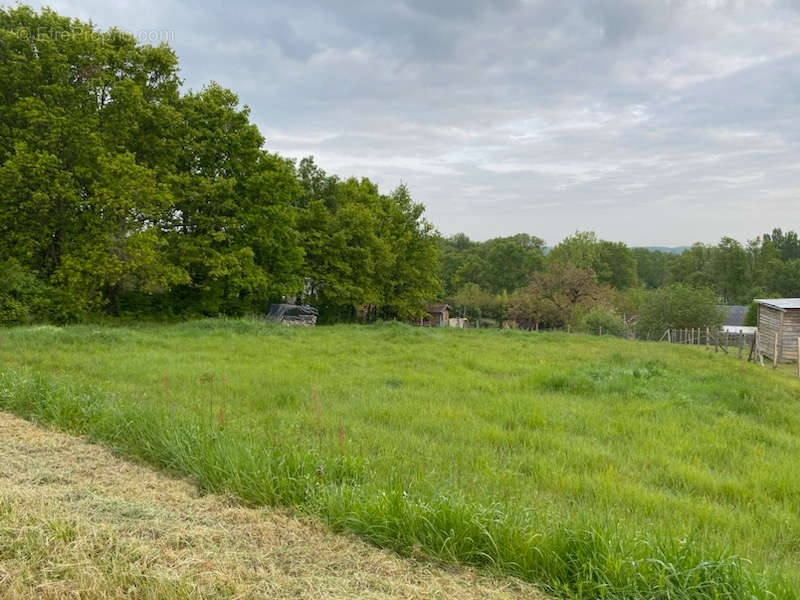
19, 0, 800, 245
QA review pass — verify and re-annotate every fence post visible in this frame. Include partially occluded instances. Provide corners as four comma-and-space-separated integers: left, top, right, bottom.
738, 332, 744, 359
706, 327, 710, 350
753, 330, 759, 363
797, 337, 800, 378
773, 333, 779, 369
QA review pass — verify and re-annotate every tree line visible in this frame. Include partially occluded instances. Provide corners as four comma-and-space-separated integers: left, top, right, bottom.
0, 6, 440, 324
441, 229, 800, 337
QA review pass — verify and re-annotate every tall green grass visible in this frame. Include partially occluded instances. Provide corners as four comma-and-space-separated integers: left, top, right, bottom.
0, 319, 798, 598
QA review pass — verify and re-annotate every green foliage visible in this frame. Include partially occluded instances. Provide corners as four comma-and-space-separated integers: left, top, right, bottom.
440, 233, 544, 295
1, 321, 798, 598
548, 232, 637, 290
0, 259, 41, 325
711, 237, 750, 303
763, 228, 800, 261
0, 6, 185, 311
578, 306, 625, 336
637, 284, 725, 338
450, 283, 506, 323
632, 247, 674, 288
295, 160, 441, 321
744, 302, 758, 326
665, 230, 800, 305
0, 6, 439, 322
441, 227, 800, 315
509, 262, 600, 328
164, 85, 303, 315
595, 240, 638, 289
547, 231, 600, 269
771, 259, 800, 297
0, 259, 86, 324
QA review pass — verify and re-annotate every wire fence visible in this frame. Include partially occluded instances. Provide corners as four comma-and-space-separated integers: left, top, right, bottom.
661, 327, 756, 359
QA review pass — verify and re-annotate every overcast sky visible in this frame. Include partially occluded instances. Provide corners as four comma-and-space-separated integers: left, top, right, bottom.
19, 0, 800, 245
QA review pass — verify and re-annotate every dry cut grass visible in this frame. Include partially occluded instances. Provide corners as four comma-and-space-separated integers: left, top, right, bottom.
0, 411, 543, 600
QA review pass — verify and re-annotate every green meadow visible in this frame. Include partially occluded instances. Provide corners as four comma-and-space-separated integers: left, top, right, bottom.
1, 319, 799, 598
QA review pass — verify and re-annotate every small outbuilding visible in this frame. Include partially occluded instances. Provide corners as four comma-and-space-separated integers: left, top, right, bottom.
721, 305, 748, 327
754, 298, 800, 363
424, 303, 450, 327
720, 305, 756, 334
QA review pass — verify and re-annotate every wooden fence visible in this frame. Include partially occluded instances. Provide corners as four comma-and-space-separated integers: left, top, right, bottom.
661, 327, 756, 359
661, 327, 800, 376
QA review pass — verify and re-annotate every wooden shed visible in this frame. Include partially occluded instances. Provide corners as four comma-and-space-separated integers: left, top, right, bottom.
755, 298, 800, 363
424, 303, 450, 327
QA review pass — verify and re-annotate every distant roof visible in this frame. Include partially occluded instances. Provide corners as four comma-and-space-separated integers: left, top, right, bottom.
722, 325, 757, 333
754, 298, 800, 310
720, 305, 748, 326
426, 303, 450, 313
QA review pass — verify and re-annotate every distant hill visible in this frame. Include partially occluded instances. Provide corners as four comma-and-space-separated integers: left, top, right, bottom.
637, 246, 689, 254
544, 245, 689, 255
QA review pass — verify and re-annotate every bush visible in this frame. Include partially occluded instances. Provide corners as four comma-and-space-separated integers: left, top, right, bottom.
0, 259, 42, 325
637, 284, 724, 338
579, 307, 625, 336
0, 260, 86, 325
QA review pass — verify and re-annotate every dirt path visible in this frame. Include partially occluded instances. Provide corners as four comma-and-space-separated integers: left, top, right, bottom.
0, 412, 544, 599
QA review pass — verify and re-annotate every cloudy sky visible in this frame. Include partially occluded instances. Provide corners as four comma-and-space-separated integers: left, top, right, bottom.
21, 0, 800, 245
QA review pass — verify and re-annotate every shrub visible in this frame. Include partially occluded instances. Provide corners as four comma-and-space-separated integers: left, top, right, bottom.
0, 260, 86, 325
0, 259, 42, 325
579, 307, 625, 336
637, 283, 725, 338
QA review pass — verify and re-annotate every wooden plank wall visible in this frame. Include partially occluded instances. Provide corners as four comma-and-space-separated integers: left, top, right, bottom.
781, 310, 800, 362
757, 305, 800, 362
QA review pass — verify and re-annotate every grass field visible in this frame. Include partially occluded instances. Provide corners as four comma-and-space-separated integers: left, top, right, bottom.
1, 319, 799, 598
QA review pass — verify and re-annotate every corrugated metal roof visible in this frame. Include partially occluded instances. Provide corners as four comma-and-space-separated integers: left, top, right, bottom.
754, 298, 800, 310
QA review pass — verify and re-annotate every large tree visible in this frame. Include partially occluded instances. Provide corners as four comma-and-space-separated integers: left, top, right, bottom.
295, 159, 440, 320
510, 262, 600, 328
549, 232, 637, 290
0, 6, 185, 311
164, 84, 303, 314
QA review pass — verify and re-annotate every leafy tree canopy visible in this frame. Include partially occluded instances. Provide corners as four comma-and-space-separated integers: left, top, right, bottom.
0, 6, 440, 322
